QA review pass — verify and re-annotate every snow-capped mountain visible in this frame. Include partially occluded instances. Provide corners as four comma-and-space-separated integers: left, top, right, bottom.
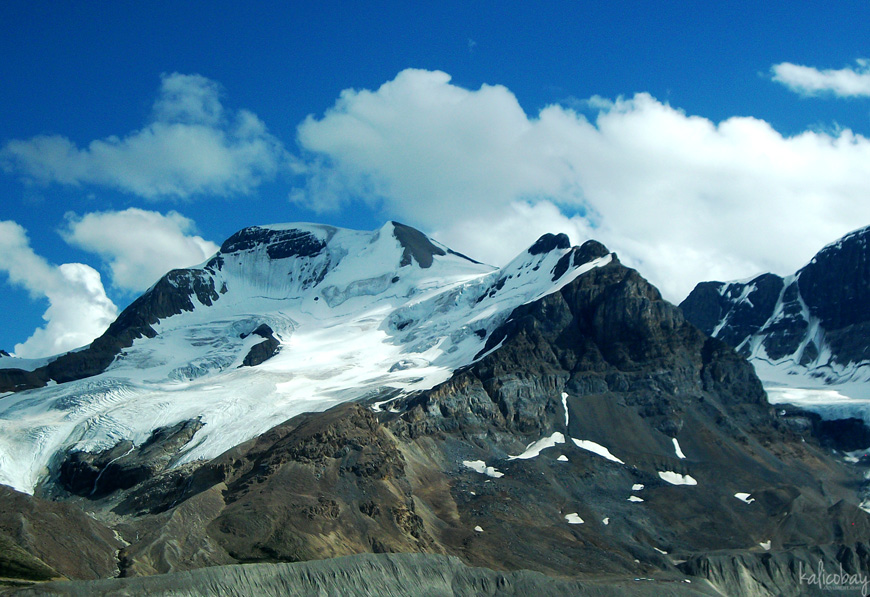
0, 221, 611, 494
680, 224, 870, 421
2, 220, 869, 596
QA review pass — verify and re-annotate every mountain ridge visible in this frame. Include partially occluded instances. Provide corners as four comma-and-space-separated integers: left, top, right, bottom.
680, 224, 870, 426
0, 221, 614, 495
1, 221, 869, 595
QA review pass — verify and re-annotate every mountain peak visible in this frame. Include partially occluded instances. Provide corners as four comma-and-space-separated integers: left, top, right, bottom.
812, 223, 870, 256
527, 232, 571, 255
0, 220, 620, 493
388, 221, 447, 268
3, 219, 867, 595
681, 222, 870, 391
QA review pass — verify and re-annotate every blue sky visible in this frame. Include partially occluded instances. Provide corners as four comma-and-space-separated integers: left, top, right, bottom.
3, 1, 870, 356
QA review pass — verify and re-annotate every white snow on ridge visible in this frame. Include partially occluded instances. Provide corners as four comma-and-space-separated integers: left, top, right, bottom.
0, 354, 58, 372
0, 223, 615, 494
528, 254, 612, 303
734, 492, 754, 504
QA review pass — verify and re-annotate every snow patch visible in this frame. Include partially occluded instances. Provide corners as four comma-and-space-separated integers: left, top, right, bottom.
759, 540, 771, 551
509, 432, 565, 460
564, 513, 584, 524
628, 496, 644, 502
557, 455, 568, 462
474, 526, 484, 533
462, 460, 504, 478
734, 492, 755, 504
602, 517, 610, 525
632, 484, 645, 491
561, 391, 569, 427
672, 438, 686, 459
370, 397, 399, 413
572, 438, 625, 464
658, 471, 698, 486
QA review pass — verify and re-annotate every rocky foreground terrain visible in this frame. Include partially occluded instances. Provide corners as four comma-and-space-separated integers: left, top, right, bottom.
1, 224, 869, 595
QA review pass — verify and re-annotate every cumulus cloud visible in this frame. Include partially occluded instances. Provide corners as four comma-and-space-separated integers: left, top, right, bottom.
1, 73, 287, 199
62, 208, 220, 292
431, 201, 595, 267
0, 221, 118, 358
294, 68, 870, 300
293, 69, 578, 222
771, 59, 870, 97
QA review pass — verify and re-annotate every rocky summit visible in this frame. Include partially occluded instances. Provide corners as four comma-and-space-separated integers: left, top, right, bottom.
680, 225, 870, 434
1, 222, 869, 596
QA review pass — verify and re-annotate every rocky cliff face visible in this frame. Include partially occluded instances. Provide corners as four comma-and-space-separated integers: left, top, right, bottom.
2, 239, 865, 595
680, 225, 870, 382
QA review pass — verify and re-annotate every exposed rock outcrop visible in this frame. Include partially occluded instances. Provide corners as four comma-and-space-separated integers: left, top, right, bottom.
240, 324, 280, 367
55, 419, 204, 499
220, 226, 328, 260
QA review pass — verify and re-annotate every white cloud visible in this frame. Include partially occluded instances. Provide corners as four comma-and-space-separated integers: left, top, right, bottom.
294, 69, 578, 222
431, 201, 595, 267
771, 59, 870, 97
1, 73, 287, 199
294, 69, 870, 300
62, 208, 220, 292
0, 221, 117, 358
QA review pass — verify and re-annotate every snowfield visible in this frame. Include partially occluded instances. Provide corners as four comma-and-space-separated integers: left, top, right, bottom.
0, 223, 613, 494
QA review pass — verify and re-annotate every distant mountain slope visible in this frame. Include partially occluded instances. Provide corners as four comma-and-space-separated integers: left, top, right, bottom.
680, 225, 870, 414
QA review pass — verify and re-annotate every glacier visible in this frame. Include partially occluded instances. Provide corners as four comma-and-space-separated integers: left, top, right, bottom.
0, 222, 613, 494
